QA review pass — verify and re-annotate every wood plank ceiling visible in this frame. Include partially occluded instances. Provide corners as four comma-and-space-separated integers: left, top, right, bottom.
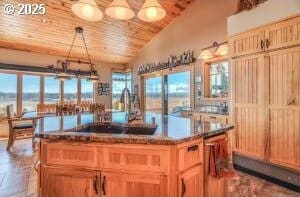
0, 0, 193, 64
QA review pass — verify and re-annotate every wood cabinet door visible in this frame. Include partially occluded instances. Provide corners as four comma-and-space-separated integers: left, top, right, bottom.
232, 54, 268, 160
178, 165, 203, 197
101, 171, 167, 197
265, 16, 300, 51
269, 47, 300, 170
229, 28, 265, 57
41, 166, 99, 197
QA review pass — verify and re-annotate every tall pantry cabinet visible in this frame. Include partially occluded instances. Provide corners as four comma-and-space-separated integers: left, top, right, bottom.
229, 15, 300, 171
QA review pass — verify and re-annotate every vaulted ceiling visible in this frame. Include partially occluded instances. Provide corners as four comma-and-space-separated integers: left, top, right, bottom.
0, 0, 193, 64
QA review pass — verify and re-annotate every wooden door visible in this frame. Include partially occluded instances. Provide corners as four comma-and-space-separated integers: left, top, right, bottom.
229, 28, 265, 57
269, 47, 300, 170
232, 54, 268, 160
101, 171, 167, 197
41, 166, 99, 197
265, 16, 300, 51
178, 165, 203, 197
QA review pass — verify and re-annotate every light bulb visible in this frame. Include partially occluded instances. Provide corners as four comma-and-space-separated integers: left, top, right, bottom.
82, 4, 94, 18
146, 7, 158, 19
115, 7, 127, 19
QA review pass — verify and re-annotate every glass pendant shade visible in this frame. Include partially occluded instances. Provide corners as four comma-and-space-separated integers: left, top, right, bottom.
215, 44, 229, 56
198, 49, 214, 60
87, 74, 100, 83
105, 0, 134, 20
72, 0, 103, 21
138, 0, 166, 22
55, 72, 71, 81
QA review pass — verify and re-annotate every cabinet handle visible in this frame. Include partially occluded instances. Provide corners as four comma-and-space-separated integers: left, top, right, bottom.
288, 98, 296, 105
266, 38, 270, 49
102, 175, 106, 196
260, 40, 265, 50
34, 160, 40, 172
181, 178, 186, 197
209, 116, 217, 119
94, 175, 99, 194
187, 145, 199, 152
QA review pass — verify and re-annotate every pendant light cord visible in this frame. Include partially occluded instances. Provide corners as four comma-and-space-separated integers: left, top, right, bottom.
66, 31, 78, 62
80, 32, 93, 72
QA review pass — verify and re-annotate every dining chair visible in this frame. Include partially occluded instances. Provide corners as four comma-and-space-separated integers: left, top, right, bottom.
6, 105, 38, 151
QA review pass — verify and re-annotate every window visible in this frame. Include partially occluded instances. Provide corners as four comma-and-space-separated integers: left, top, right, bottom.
167, 71, 190, 114
44, 76, 60, 104
112, 72, 131, 111
81, 79, 94, 102
23, 75, 40, 112
209, 61, 229, 98
145, 76, 162, 112
0, 73, 17, 117
64, 78, 77, 102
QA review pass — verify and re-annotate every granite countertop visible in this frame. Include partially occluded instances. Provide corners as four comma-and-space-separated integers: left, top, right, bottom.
33, 112, 233, 145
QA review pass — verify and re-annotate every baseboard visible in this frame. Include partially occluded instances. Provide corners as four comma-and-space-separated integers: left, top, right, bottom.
233, 154, 300, 193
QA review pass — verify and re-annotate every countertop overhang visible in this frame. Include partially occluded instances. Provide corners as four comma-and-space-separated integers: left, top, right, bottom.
34, 112, 234, 145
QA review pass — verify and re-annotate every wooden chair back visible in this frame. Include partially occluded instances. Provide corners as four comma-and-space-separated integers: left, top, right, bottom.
37, 104, 56, 113
6, 104, 14, 119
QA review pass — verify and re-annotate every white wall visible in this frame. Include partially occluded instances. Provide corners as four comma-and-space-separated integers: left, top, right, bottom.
128, 0, 238, 99
227, 0, 300, 36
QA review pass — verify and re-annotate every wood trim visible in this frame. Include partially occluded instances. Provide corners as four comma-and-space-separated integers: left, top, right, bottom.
229, 14, 300, 37
202, 57, 230, 100
0, 63, 91, 76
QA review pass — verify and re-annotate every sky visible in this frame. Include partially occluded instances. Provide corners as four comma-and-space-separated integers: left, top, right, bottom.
145, 71, 190, 94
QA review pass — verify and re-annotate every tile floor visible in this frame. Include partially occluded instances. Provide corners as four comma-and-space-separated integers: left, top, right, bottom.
0, 138, 299, 197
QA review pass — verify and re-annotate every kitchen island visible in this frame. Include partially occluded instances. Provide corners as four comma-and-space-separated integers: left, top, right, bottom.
35, 112, 233, 197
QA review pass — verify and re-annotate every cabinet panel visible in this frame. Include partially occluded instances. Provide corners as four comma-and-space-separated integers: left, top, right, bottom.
101, 171, 167, 197
102, 145, 169, 173
229, 28, 265, 57
177, 140, 203, 172
232, 55, 268, 160
269, 47, 300, 170
269, 47, 300, 106
200, 114, 228, 124
270, 108, 300, 170
178, 165, 203, 197
42, 142, 99, 168
265, 16, 300, 51
41, 167, 99, 197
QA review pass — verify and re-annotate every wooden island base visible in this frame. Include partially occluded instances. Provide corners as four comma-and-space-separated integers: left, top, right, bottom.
37, 133, 228, 197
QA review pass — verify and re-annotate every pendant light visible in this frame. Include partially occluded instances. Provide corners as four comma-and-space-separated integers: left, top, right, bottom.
87, 64, 100, 83
198, 42, 228, 60
55, 61, 71, 81
105, 0, 134, 20
198, 49, 213, 60
138, 0, 166, 22
71, 0, 103, 21
56, 27, 100, 82
214, 44, 229, 56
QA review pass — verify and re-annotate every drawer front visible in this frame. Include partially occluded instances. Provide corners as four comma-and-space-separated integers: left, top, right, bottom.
42, 143, 99, 168
178, 141, 203, 171
102, 146, 169, 173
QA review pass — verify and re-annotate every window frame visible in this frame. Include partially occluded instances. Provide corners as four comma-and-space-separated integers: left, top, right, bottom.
202, 57, 230, 101
0, 70, 95, 117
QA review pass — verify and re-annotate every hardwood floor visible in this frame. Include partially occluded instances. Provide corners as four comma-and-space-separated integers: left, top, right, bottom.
0, 138, 298, 197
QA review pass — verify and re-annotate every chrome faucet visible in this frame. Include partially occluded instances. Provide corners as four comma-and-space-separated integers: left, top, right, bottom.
120, 87, 131, 114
